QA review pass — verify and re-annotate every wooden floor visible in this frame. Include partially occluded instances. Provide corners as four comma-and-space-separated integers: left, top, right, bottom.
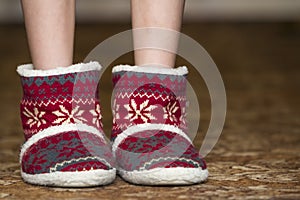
0, 23, 299, 199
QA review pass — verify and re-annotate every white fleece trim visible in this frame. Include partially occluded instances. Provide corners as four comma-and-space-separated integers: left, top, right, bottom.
21, 168, 116, 187
112, 123, 192, 154
118, 167, 208, 185
112, 65, 188, 76
20, 124, 106, 163
17, 61, 101, 77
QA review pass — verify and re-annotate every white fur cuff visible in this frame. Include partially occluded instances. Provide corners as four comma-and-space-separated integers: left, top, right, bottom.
17, 61, 102, 77
112, 65, 188, 76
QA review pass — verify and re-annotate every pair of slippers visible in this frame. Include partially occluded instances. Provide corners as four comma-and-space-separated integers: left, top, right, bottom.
17, 62, 208, 187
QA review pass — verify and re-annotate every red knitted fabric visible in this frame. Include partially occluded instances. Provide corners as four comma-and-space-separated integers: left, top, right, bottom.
18, 64, 115, 176
111, 66, 206, 173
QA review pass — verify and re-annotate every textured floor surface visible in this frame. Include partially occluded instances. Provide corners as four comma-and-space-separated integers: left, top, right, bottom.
0, 23, 299, 199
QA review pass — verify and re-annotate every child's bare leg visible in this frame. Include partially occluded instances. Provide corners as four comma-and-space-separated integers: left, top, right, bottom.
18, 1, 116, 187
21, 0, 75, 70
131, 0, 185, 68
112, 0, 207, 185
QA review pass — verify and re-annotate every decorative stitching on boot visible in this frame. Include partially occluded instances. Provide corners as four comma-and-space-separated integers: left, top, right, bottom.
17, 62, 116, 186
111, 65, 207, 181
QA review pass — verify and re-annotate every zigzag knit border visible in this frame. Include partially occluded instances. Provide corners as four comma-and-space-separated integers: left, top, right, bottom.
139, 156, 202, 171
22, 94, 96, 102
115, 91, 186, 102
49, 156, 113, 173
21, 98, 97, 107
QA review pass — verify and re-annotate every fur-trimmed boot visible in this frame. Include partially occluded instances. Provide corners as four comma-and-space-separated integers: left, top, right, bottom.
111, 65, 208, 185
17, 62, 116, 187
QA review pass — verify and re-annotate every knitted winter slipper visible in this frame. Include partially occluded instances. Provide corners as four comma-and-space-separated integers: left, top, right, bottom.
111, 65, 208, 185
17, 62, 116, 187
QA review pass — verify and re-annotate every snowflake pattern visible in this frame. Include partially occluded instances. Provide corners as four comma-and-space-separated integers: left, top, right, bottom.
23, 107, 46, 128
89, 103, 103, 128
124, 99, 157, 123
163, 101, 179, 122
52, 105, 87, 124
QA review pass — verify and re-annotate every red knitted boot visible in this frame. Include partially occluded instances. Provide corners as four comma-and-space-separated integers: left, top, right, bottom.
17, 62, 116, 187
111, 65, 208, 185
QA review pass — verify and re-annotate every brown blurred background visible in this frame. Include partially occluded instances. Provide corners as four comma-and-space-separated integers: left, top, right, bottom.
1, 0, 300, 22
0, 0, 299, 199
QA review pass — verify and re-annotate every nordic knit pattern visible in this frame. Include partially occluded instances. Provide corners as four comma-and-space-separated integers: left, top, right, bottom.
111, 65, 206, 173
18, 63, 115, 176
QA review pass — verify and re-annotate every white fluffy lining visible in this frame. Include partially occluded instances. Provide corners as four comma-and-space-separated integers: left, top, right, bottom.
21, 168, 116, 187
17, 61, 102, 77
20, 124, 106, 163
118, 167, 208, 185
112, 123, 192, 154
112, 65, 188, 76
